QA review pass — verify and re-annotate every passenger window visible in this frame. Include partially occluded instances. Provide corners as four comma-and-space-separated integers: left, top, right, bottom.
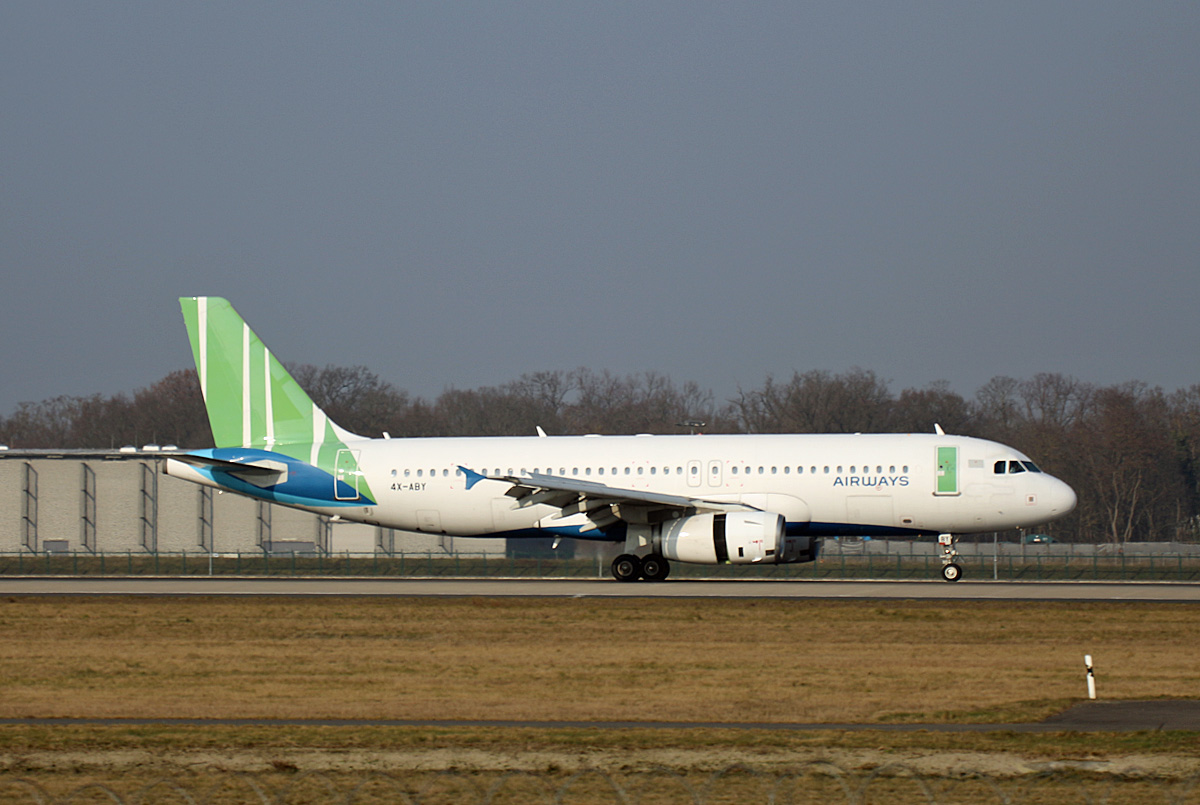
837, 466, 843, 474
877, 466, 883, 474
572, 468, 579, 476
771, 466, 777, 474
711, 465, 718, 474
889, 466, 895, 474
732, 466, 739, 475
902, 465, 909, 473
443, 469, 449, 477
404, 469, 411, 477
824, 466, 830, 474
850, 466, 856, 473
586, 467, 592, 476
625, 467, 631, 475
691, 465, 699, 475
417, 470, 423, 477
598, 467, 604, 475
638, 467, 644, 475
784, 466, 790, 474
676, 467, 683, 475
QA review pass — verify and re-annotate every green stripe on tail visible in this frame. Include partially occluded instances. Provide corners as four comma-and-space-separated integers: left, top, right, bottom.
179, 298, 369, 497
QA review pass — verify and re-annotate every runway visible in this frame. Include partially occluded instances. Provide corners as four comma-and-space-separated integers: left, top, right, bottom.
1, 577, 1198, 601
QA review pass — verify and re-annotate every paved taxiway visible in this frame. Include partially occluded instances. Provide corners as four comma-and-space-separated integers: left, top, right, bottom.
6, 701, 1199, 732
1, 577, 1198, 601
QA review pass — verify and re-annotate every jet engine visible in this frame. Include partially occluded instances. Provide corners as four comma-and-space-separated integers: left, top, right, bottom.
656, 512, 785, 565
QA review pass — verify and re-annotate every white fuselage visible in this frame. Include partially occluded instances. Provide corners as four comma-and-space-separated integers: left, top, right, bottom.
299, 432, 1075, 539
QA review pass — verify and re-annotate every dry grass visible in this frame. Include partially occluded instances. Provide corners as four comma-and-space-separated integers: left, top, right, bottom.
5, 765, 1198, 805
3, 596, 1200, 802
1, 596, 1198, 724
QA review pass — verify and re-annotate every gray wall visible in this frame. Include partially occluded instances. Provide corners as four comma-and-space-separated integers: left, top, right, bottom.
0, 455, 503, 555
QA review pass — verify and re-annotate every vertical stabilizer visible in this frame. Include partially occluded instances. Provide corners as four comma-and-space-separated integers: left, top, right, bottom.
178, 297, 361, 465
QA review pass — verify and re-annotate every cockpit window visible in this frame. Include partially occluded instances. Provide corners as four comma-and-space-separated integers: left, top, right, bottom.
1008, 460, 1026, 474
1022, 461, 1042, 473
994, 461, 1006, 474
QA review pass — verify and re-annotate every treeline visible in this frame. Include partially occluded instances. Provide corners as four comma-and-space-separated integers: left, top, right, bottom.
2, 367, 1198, 544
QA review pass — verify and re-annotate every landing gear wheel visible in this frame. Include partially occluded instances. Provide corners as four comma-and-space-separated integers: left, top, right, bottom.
640, 553, 671, 582
937, 533, 961, 583
611, 553, 642, 583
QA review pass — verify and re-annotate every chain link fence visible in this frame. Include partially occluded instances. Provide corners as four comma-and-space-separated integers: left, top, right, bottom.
3, 548, 1200, 581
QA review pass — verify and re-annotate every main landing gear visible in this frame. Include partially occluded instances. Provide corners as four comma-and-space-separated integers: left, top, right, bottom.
938, 533, 962, 582
611, 553, 671, 582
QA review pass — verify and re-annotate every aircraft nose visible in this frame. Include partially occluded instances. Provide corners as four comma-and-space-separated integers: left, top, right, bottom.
1048, 477, 1077, 516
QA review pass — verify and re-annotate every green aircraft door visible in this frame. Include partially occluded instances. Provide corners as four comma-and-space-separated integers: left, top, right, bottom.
935, 446, 959, 496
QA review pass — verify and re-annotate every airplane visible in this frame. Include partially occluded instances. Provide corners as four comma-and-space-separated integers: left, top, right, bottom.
165, 297, 1077, 582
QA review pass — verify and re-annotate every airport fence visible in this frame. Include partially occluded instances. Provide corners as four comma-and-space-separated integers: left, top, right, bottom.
5, 765, 1200, 805
3, 549, 1200, 581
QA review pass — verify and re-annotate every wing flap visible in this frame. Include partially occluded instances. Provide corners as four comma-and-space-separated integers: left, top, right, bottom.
457, 465, 754, 533
492, 471, 741, 532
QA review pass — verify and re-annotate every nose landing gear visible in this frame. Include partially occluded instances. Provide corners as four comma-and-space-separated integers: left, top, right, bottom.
938, 533, 962, 582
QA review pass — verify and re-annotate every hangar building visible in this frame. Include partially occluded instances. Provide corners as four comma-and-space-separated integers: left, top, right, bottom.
0, 449, 503, 556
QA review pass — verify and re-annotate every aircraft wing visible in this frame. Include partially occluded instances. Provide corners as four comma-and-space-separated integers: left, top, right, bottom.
460, 467, 745, 532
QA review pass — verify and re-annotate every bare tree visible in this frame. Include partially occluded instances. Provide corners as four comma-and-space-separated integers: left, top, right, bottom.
734, 369, 892, 433
890, 381, 975, 434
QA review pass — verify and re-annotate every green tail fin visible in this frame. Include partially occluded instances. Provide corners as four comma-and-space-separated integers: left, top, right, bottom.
179, 297, 360, 455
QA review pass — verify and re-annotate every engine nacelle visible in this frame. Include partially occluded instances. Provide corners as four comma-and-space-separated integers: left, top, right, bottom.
656, 512, 785, 565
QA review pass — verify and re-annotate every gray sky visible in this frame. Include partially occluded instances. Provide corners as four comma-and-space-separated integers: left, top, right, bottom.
3, 2, 1198, 416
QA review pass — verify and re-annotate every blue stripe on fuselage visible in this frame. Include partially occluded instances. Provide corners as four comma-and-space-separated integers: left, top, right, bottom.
186, 448, 375, 507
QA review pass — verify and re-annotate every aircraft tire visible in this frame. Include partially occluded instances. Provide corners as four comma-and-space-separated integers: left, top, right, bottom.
941, 563, 963, 583
611, 554, 642, 583
640, 554, 670, 582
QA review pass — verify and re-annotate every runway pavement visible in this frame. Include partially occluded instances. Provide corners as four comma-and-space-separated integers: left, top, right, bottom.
1, 577, 1198, 601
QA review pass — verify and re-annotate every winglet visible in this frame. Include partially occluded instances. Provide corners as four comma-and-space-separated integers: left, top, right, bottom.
459, 465, 487, 490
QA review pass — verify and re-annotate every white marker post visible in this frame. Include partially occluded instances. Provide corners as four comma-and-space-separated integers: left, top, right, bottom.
1084, 654, 1096, 700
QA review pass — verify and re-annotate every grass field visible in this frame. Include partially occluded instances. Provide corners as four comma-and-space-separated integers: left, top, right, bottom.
2, 595, 1199, 803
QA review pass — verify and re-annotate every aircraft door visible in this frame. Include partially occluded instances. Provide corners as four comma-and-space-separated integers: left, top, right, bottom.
335, 449, 361, 500
687, 460, 702, 488
935, 446, 959, 496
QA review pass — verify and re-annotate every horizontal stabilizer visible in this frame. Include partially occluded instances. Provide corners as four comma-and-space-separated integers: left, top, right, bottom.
168, 453, 285, 477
